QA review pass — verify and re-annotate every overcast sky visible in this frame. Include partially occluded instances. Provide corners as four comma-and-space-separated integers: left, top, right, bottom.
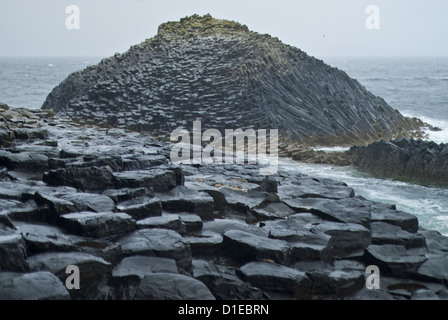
1, 0, 447, 58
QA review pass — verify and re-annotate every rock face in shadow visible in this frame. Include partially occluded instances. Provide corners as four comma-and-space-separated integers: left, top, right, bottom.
42, 14, 418, 146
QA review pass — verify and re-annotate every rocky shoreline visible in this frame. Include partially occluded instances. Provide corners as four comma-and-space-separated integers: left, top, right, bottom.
1, 105, 448, 300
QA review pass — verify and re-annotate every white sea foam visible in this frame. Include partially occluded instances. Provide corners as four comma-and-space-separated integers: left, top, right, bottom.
402, 112, 448, 144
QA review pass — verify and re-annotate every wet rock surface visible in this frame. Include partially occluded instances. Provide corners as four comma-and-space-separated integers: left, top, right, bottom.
1, 106, 448, 300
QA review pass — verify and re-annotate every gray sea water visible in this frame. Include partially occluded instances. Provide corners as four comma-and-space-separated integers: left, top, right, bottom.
1, 56, 448, 234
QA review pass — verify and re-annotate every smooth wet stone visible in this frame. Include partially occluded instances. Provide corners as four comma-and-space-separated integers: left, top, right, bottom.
415, 255, 448, 285
0, 234, 29, 271
192, 259, 265, 300
184, 231, 223, 256
117, 228, 192, 272
371, 222, 426, 249
278, 179, 355, 201
156, 186, 215, 221
43, 166, 116, 191
223, 230, 290, 264
282, 198, 328, 213
33, 192, 76, 220
112, 256, 179, 279
310, 198, 371, 228
0, 271, 70, 300
238, 262, 311, 299
179, 214, 203, 233
418, 229, 448, 253
117, 199, 162, 220
0, 150, 48, 170
294, 261, 365, 297
15, 222, 75, 254
103, 188, 153, 204
134, 273, 215, 300
114, 169, 178, 192
371, 202, 419, 233
59, 212, 136, 238
252, 202, 295, 220
60, 193, 116, 213
220, 188, 267, 217
137, 214, 186, 234
364, 245, 427, 278
28, 251, 112, 299
203, 219, 268, 237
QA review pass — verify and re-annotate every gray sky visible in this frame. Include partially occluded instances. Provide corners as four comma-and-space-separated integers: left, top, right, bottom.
1, 0, 447, 58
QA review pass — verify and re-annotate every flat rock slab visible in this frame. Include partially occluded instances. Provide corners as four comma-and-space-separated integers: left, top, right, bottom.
134, 273, 215, 300
310, 198, 371, 228
418, 229, 448, 253
112, 256, 179, 279
238, 262, 311, 299
14, 222, 76, 254
192, 259, 265, 300
137, 214, 186, 234
416, 255, 448, 285
278, 180, 355, 201
364, 245, 427, 278
59, 212, 136, 238
43, 166, 116, 191
0, 151, 49, 171
184, 231, 223, 256
203, 219, 268, 237
114, 170, 177, 192
253, 202, 295, 220
103, 188, 153, 204
223, 230, 290, 265
0, 234, 29, 271
0, 271, 70, 300
371, 222, 426, 249
117, 228, 192, 272
179, 214, 203, 233
117, 199, 162, 220
156, 187, 214, 221
60, 193, 116, 213
371, 202, 419, 233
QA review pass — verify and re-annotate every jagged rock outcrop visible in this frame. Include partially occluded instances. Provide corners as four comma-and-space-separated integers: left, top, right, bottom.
42, 14, 419, 146
347, 138, 448, 186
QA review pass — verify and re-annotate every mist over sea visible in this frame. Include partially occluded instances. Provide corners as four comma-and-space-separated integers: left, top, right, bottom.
1, 56, 448, 234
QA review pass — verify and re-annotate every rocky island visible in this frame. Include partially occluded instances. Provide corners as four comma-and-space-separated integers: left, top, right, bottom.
1, 15, 448, 301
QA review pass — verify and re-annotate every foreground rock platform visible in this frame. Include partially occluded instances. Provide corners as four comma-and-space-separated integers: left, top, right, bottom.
1, 106, 448, 300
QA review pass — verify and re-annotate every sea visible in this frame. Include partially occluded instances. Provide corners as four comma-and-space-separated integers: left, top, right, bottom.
1, 56, 448, 235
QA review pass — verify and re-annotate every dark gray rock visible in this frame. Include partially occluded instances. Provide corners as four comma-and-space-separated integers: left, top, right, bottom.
137, 214, 186, 235
27, 251, 112, 299
103, 188, 153, 204
59, 212, 136, 238
238, 262, 311, 299
203, 219, 268, 237
60, 193, 116, 213
253, 202, 295, 220
33, 192, 76, 221
310, 198, 371, 228
15, 222, 75, 254
371, 222, 426, 249
156, 187, 215, 221
0, 271, 70, 300
43, 166, 116, 191
184, 231, 223, 257
0, 151, 48, 171
112, 256, 179, 279
371, 202, 419, 233
179, 214, 203, 233
415, 255, 448, 285
0, 234, 29, 271
223, 230, 290, 265
117, 228, 192, 272
114, 169, 178, 192
135, 273, 215, 300
117, 199, 162, 220
418, 229, 448, 253
364, 245, 427, 278
278, 180, 355, 201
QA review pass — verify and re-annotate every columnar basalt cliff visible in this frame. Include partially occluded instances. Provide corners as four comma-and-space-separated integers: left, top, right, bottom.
43, 14, 419, 146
